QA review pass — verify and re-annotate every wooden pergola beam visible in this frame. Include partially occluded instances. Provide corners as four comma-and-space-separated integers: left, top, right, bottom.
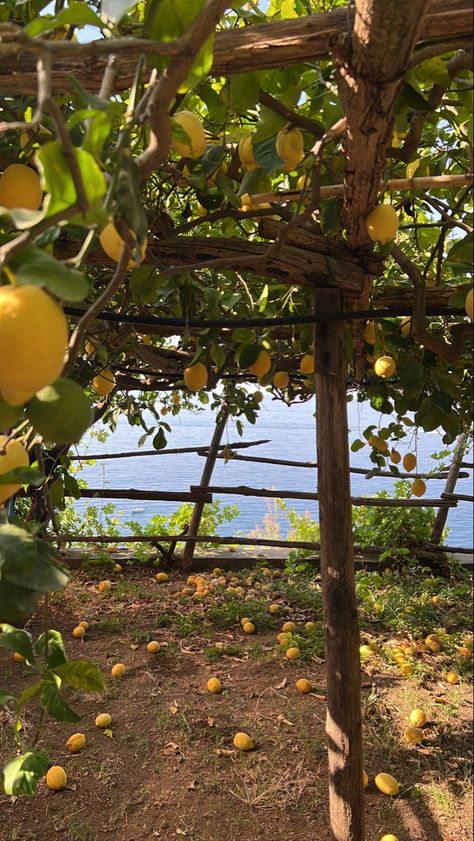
0, 0, 471, 95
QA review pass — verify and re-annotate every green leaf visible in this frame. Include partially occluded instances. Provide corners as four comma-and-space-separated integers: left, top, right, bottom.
17, 682, 41, 711
36, 630, 67, 669
238, 343, 261, 368
2, 751, 50, 796
36, 141, 107, 226
0, 624, 34, 661
446, 233, 473, 269
0, 206, 46, 230
400, 81, 431, 113
0, 524, 69, 593
351, 439, 366, 453
228, 73, 260, 113
25, 4, 103, 35
0, 466, 44, 487
130, 266, 160, 306
0, 689, 15, 704
253, 136, 285, 175
397, 362, 425, 398
83, 112, 113, 158
201, 145, 226, 179
101, 0, 138, 24
53, 660, 106, 693
0, 581, 42, 621
9, 246, 88, 302
113, 157, 148, 247
40, 676, 81, 722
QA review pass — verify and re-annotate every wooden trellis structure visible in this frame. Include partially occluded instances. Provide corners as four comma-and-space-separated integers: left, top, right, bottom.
1, 2, 474, 839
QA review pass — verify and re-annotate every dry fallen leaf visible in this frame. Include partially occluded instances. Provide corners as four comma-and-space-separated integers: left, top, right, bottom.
275, 677, 287, 689
187, 780, 197, 790
103, 728, 113, 738
169, 701, 179, 715
277, 714, 295, 727
214, 748, 236, 757
207, 716, 215, 727
163, 742, 183, 756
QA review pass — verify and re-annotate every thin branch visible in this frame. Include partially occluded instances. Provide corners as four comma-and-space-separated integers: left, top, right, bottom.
0, 203, 81, 265
258, 89, 325, 138
0, 51, 51, 133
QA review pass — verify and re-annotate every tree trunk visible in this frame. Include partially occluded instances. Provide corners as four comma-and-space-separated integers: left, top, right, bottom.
431, 431, 469, 544
315, 289, 365, 841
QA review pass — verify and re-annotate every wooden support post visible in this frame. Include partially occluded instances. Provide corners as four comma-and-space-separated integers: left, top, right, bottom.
181, 407, 230, 570
315, 289, 364, 841
431, 432, 469, 544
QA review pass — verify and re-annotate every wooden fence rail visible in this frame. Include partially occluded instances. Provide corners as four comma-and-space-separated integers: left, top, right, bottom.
76, 489, 213, 503
68, 439, 269, 461
190, 484, 457, 507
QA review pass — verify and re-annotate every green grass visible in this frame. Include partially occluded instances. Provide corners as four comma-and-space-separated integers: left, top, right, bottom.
204, 643, 241, 662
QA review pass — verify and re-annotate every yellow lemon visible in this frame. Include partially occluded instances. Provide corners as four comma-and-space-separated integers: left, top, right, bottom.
273, 371, 290, 389
155, 572, 169, 583
233, 732, 254, 751
13, 651, 26, 663
66, 733, 86, 753
446, 670, 459, 685
0, 285, 68, 406
400, 663, 414, 677
299, 353, 314, 374
171, 111, 206, 159
97, 580, 111, 593
113, 563, 122, 573
92, 369, 116, 397
305, 622, 316, 631
363, 322, 376, 344
99, 222, 147, 267
403, 453, 417, 472
95, 713, 112, 728
72, 625, 86, 639
248, 350, 271, 378
238, 134, 257, 169
276, 127, 304, 170
295, 678, 311, 694
390, 449, 401, 465
242, 622, 255, 634
207, 677, 222, 694
46, 765, 67, 790
269, 604, 280, 614
404, 726, 424, 744
374, 356, 396, 378
253, 390, 264, 403
409, 709, 427, 727
147, 641, 161, 653
366, 204, 399, 244
184, 363, 208, 391
411, 478, 426, 497
374, 772, 400, 796
282, 622, 296, 633
363, 770, 369, 788
111, 663, 126, 677
285, 646, 300, 660
400, 316, 411, 336
465, 288, 473, 321
78, 621, 89, 630
0, 163, 42, 210
0, 436, 29, 503
380, 836, 399, 841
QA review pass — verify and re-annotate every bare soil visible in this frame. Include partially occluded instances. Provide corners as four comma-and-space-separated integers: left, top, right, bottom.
0, 566, 472, 841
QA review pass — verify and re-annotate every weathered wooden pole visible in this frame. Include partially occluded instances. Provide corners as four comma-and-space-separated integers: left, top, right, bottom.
315, 289, 365, 841
431, 431, 469, 545
181, 407, 230, 569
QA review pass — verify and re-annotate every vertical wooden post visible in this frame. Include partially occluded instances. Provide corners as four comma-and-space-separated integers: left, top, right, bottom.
315, 289, 365, 841
181, 407, 230, 570
431, 431, 469, 545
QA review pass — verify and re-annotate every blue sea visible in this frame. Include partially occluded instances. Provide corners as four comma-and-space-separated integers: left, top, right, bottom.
73, 395, 473, 548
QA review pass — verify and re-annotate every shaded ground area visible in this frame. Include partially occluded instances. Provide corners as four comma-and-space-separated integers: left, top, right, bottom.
1, 561, 472, 841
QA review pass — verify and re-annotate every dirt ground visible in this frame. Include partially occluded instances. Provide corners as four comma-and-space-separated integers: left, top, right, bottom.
0, 564, 472, 841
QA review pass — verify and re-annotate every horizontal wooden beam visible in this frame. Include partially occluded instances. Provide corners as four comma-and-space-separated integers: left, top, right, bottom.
190, 484, 457, 507
68, 439, 269, 461
0, 1, 471, 95
72, 488, 213, 503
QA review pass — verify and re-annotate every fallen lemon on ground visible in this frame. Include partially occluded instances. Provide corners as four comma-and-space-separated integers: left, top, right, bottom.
46, 765, 67, 791
286, 646, 300, 660
72, 625, 86, 639
207, 677, 222, 694
147, 641, 161, 653
97, 580, 111, 593
111, 663, 126, 677
446, 670, 459, 684
404, 726, 424, 744
295, 678, 312, 694
409, 709, 427, 727
374, 772, 400, 796
363, 770, 369, 788
95, 713, 112, 728
66, 733, 86, 753
233, 732, 254, 751
0, 284, 68, 406
282, 622, 296, 633
242, 621, 255, 634
155, 572, 169, 583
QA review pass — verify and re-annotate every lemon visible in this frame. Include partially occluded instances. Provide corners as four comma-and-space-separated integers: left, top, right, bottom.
299, 353, 314, 374
0, 396, 22, 432
0, 435, 29, 503
285, 646, 300, 660
172, 112, 206, 158
253, 390, 264, 403
46, 765, 67, 790
366, 205, 399, 244
79, 621, 89, 630
295, 678, 311, 694
465, 288, 473, 321
446, 670, 459, 684
400, 663, 414, 677
380, 836, 399, 841
147, 641, 161, 653
269, 604, 280, 614
26, 378, 92, 444
92, 368, 116, 397
400, 316, 411, 336
97, 579, 111, 593
390, 449, 401, 465
243, 622, 255, 634
184, 363, 208, 391
113, 563, 122, 573
155, 572, 169, 583
0, 163, 42, 210
363, 770, 369, 788
363, 322, 376, 344
425, 634, 441, 653
374, 356, 396, 378
374, 772, 399, 796
72, 625, 86, 638
282, 622, 296, 633
403, 453, 417, 472
273, 371, 289, 389
276, 127, 305, 170
66, 733, 86, 753
233, 732, 254, 751
111, 663, 126, 677
207, 677, 222, 694
95, 713, 112, 728
0, 285, 68, 406
409, 709, 426, 727
404, 726, 423, 744
277, 632, 290, 645
238, 134, 257, 170
248, 350, 271, 378
13, 651, 26, 663
359, 644, 374, 659
411, 478, 426, 497
99, 223, 147, 267
305, 622, 316, 631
